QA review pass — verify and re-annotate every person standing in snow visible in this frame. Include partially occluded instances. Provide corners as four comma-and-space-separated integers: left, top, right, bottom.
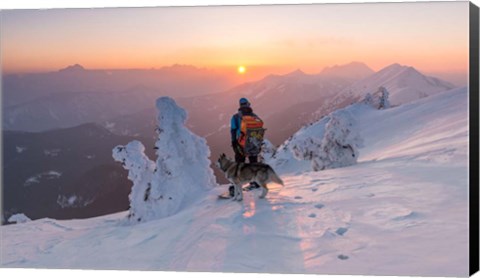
228, 97, 262, 196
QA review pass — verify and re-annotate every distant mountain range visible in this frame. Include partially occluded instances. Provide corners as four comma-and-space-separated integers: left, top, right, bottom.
2, 64, 237, 131
105, 62, 377, 141
2, 61, 458, 221
2, 123, 156, 223
103, 62, 455, 152
3, 86, 161, 132
3, 64, 236, 107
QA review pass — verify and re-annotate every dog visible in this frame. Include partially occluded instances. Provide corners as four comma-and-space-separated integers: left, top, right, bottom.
216, 153, 284, 201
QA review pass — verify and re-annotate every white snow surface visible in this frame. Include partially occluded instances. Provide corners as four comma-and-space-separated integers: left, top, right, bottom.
333, 63, 455, 106
23, 171, 62, 187
7, 214, 32, 224
1, 88, 469, 276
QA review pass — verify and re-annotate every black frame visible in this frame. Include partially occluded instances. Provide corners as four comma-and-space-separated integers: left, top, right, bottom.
470, 2, 479, 276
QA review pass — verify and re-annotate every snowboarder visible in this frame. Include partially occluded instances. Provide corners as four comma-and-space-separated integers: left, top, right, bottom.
227, 97, 265, 197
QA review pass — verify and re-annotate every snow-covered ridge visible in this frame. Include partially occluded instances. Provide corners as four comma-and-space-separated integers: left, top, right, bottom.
337, 63, 455, 105
273, 86, 467, 174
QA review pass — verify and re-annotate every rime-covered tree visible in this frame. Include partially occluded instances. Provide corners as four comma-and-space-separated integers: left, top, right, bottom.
259, 139, 277, 163
290, 109, 363, 171
377, 86, 390, 109
364, 86, 391, 109
113, 97, 217, 223
112, 140, 155, 221
312, 109, 364, 170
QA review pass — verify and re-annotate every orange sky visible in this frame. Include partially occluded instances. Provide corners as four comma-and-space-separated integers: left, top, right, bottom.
0, 2, 469, 83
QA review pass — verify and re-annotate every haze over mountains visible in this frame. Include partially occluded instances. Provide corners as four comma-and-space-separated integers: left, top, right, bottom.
2, 61, 459, 222
3, 64, 237, 131
319, 61, 375, 80
4, 64, 236, 106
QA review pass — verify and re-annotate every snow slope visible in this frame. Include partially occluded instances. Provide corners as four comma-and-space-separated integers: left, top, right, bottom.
332, 63, 455, 106
1, 87, 469, 276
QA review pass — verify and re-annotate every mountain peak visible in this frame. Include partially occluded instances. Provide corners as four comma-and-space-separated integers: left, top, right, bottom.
339, 62, 456, 106
285, 69, 306, 77
320, 62, 374, 80
383, 63, 405, 71
379, 63, 424, 77
59, 64, 86, 73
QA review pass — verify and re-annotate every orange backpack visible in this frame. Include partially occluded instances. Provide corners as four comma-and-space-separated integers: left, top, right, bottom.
238, 115, 265, 156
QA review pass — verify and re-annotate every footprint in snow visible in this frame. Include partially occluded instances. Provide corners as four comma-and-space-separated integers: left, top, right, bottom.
338, 254, 349, 260
314, 204, 324, 209
335, 227, 349, 236
294, 196, 303, 200
312, 188, 318, 192
308, 213, 316, 218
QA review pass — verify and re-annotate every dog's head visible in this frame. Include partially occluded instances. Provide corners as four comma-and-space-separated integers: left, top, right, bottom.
216, 153, 230, 170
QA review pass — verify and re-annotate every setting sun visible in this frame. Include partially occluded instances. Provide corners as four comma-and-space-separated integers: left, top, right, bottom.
237, 66, 246, 74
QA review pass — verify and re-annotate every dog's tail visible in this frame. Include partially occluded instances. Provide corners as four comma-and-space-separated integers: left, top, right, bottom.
268, 166, 284, 186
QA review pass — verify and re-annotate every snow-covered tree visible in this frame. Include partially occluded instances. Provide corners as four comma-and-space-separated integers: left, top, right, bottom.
259, 139, 277, 163
312, 109, 364, 170
113, 140, 156, 221
364, 86, 391, 109
290, 109, 363, 171
8, 213, 31, 224
291, 135, 322, 162
113, 97, 217, 223
377, 86, 390, 109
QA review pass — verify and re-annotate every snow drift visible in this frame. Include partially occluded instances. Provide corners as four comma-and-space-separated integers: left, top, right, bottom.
7, 213, 31, 224
112, 97, 217, 222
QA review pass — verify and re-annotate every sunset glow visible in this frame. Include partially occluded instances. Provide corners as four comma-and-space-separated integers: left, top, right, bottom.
0, 2, 469, 84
